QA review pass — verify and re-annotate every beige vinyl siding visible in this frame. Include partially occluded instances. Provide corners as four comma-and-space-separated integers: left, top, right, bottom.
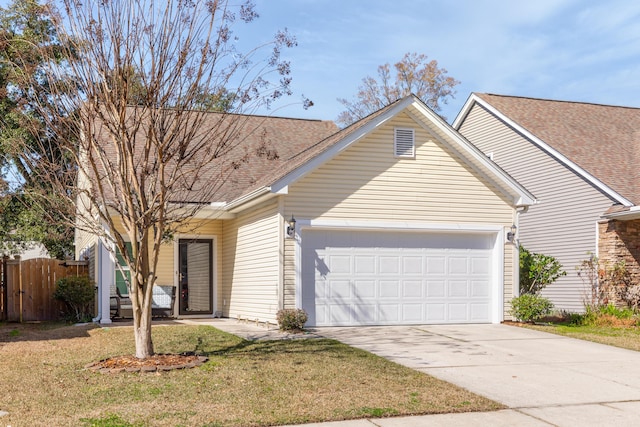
222, 199, 280, 322
283, 112, 515, 313
75, 227, 97, 260
283, 238, 296, 309
109, 217, 222, 306
285, 113, 513, 223
459, 104, 613, 311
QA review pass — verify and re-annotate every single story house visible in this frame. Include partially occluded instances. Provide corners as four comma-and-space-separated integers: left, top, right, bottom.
76, 94, 534, 326
454, 93, 640, 311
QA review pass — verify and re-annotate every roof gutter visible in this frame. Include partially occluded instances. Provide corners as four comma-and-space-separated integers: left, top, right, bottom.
226, 186, 278, 214
602, 205, 640, 221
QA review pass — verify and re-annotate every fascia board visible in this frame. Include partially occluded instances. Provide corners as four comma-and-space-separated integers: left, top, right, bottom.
458, 94, 633, 207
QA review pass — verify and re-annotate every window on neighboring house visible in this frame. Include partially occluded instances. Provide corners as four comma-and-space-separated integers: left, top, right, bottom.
115, 241, 132, 296
394, 127, 415, 158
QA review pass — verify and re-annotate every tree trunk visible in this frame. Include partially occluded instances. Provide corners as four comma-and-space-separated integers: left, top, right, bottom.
133, 302, 154, 359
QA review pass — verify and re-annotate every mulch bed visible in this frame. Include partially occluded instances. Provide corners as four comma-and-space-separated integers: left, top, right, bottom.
85, 353, 208, 374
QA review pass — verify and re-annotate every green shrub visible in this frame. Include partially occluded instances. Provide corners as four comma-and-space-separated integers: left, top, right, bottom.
53, 275, 95, 322
510, 294, 554, 323
520, 246, 566, 295
276, 309, 308, 331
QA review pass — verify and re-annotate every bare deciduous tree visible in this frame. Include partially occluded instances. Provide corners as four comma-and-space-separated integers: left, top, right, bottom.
16, 0, 306, 358
337, 52, 459, 126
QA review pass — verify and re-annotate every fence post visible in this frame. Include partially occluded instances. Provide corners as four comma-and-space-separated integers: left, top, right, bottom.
1, 256, 6, 321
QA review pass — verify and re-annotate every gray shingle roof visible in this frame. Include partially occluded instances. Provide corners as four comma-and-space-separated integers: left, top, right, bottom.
90, 109, 339, 204
477, 93, 640, 205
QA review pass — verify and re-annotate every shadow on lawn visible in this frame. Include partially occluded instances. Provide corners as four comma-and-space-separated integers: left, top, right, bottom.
0, 321, 95, 343
202, 336, 359, 359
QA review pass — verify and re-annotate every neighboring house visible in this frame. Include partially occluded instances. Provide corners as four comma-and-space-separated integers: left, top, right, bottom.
454, 93, 640, 312
76, 95, 534, 326
0, 242, 50, 260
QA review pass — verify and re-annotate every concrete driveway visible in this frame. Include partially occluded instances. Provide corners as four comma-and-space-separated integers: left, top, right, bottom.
316, 324, 640, 425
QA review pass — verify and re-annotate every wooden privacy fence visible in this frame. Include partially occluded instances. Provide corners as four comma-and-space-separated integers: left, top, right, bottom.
0, 258, 89, 322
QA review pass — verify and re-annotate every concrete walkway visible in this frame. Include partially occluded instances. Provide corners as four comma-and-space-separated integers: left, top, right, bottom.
193, 319, 640, 426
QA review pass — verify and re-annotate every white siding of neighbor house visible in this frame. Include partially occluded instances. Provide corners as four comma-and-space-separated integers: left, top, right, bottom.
282, 112, 517, 318
458, 104, 614, 312
222, 199, 280, 322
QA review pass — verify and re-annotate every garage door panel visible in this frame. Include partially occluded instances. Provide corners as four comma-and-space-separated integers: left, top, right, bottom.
449, 304, 468, 321
329, 304, 351, 324
403, 257, 423, 274
426, 280, 446, 297
330, 280, 351, 299
403, 280, 422, 297
330, 255, 351, 273
470, 303, 490, 321
403, 304, 423, 322
379, 280, 400, 297
426, 304, 446, 322
471, 257, 490, 274
448, 280, 469, 297
380, 256, 400, 274
378, 304, 400, 322
355, 256, 375, 273
471, 280, 490, 297
449, 257, 469, 274
314, 279, 327, 299
354, 304, 377, 323
427, 257, 446, 274
302, 230, 496, 326
354, 280, 376, 299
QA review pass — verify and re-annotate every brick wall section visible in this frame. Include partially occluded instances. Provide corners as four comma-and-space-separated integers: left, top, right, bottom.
598, 219, 640, 288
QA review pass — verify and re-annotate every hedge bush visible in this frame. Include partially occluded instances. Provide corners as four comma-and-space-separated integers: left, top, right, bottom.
510, 293, 553, 323
276, 309, 308, 332
53, 275, 95, 322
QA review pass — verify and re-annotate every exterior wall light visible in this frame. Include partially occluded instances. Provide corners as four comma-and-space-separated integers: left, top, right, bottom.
506, 224, 517, 243
286, 215, 296, 237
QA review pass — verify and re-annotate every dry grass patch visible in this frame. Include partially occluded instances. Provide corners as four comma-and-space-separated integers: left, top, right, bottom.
0, 322, 502, 426
523, 323, 640, 352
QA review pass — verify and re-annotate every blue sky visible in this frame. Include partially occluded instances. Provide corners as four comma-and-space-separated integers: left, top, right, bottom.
243, 0, 640, 123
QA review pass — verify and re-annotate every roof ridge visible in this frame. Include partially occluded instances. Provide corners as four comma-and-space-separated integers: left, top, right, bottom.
122, 104, 332, 123
479, 93, 640, 111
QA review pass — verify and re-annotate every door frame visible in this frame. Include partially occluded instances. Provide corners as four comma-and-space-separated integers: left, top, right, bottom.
174, 235, 216, 317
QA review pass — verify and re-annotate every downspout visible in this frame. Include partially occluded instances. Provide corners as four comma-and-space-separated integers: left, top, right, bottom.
512, 205, 528, 298
92, 240, 102, 323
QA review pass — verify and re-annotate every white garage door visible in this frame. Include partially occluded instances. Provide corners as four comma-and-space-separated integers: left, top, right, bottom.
302, 230, 496, 326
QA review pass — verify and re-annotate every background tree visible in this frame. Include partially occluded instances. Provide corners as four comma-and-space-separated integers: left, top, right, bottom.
337, 52, 459, 127
0, 0, 74, 258
15, 0, 307, 359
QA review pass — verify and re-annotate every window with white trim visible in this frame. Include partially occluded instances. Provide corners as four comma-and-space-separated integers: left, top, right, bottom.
394, 127, 415, 158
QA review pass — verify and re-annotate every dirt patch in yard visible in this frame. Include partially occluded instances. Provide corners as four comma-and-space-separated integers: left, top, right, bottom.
86, 353, 209, 373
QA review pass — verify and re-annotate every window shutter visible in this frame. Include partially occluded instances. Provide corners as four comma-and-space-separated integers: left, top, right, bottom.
395, 128, 415, 158
115, 242, 132, 295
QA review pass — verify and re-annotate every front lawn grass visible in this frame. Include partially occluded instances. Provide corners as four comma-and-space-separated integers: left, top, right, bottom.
523, 323, 640, 352
0, 322, 502, 426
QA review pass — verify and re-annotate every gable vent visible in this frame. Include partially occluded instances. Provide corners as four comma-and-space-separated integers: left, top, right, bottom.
394, 128, 415, 158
